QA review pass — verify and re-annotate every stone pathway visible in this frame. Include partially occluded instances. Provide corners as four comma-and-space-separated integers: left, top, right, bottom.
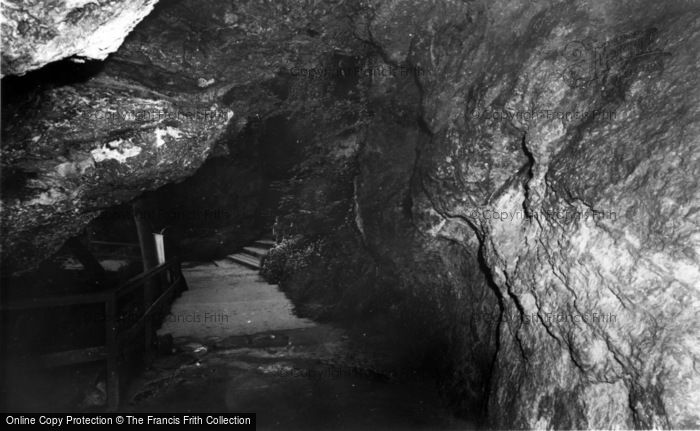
125, 241, 476, 430
157, 260, 315, 339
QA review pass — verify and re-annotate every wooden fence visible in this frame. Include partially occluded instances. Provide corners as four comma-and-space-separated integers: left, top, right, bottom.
0, 258, 187, 410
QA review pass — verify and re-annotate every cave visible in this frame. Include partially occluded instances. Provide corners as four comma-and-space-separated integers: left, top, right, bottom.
1, 0, 699, 429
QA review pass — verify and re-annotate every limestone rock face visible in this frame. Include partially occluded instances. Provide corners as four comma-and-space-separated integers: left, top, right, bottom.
267, 0, 700, 428
2, 0, 699, 428
363, 0, 700, 428
1, 0, 356, 273
1, 78, 235, 273
1, 0, 159, 77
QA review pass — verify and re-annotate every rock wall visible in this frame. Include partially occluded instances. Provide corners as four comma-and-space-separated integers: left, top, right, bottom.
2, 0, 699, 428
1, 0, 357, 273
264, 0, 700, 427
386, 1, 700, 427
1, 0, 159, 77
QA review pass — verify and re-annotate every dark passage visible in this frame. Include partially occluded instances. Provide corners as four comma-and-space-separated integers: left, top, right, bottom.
2, 1, 699, 430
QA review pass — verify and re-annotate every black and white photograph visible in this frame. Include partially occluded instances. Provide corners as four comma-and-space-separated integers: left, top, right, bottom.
1, 0, 699, 429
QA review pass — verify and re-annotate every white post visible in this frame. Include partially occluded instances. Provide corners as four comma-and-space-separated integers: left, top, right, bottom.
154, 233, 165, 265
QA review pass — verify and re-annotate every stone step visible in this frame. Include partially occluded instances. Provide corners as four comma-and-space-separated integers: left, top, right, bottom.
254, 239, 275, 248
232, 252, 261, 264
227, 253, 260, 269
243, 246, 268, 257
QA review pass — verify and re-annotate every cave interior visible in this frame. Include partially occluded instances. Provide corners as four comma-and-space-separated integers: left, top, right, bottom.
1, 0, 699, 429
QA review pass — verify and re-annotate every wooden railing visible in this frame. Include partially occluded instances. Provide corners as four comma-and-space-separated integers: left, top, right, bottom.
0, 258, 187, 410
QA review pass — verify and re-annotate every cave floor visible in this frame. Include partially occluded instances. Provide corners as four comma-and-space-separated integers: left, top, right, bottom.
123, 261, 476, 430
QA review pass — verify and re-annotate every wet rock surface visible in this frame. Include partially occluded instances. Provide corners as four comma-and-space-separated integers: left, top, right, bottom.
127, 327, 473, 431
2, 0, 700, 428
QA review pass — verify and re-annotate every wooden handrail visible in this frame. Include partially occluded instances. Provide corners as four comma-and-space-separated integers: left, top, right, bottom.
115, 260, 174, 297
0, 260, 176, 311
118, 271, 182, 344
0, 257, 186, 411
1, 290, 112, 311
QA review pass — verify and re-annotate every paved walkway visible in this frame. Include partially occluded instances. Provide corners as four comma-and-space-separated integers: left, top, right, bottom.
157, 260, 315, 340
126, 258, 475, 430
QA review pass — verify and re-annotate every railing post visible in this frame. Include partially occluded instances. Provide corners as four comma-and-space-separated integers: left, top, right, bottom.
176, 259, 187, 293
105, 294, 119, 411
143, 287, 153, 364
133, 199, 158, 362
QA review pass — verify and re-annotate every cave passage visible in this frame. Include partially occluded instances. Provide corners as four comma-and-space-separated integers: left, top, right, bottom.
0, 93, 480, 429
2, 0, 700, 430
124, 243, 473, 430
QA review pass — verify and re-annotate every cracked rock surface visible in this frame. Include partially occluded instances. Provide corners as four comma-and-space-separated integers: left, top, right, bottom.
266, 0, 700, 428
2, 0, 699, 428
1, 0, 159, 77
1, 0, 356, 273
